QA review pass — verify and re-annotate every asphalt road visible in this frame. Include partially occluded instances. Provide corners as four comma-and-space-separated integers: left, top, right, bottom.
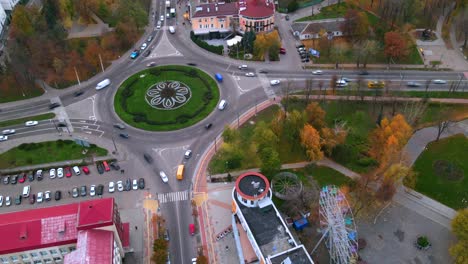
0, 0, 467, 262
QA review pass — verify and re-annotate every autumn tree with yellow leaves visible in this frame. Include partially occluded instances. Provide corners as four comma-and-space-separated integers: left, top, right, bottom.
450, 208, 468, 264
253, 30, 281, 61
300, 124, 323, 161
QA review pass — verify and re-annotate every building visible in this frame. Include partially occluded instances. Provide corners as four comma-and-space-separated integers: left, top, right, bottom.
0, 5, 6, 37
291, 19, 345, 40
0, 198, 130, 264
231, 172, 314, 264
191, 0, 275, 37
0, 0, 20, 11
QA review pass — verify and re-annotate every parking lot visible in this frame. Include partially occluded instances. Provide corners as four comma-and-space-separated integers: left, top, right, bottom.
0, 160, 146, 211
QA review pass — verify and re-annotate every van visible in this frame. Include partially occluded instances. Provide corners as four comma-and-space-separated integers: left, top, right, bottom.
72, 166, 81, 175
22, 185, 30, 198
176, 165, 184, 180
96, 79, 111, 90
169, 26, 175, 34
215, 73, 223, 82
218, 100, 227, 110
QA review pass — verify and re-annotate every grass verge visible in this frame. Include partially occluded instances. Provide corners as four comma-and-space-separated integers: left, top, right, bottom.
412, 134, 468, 209
0, 88, 44, 104
296, 2, 349, 21
0, 113, 56, 128
0, 140, 108, 169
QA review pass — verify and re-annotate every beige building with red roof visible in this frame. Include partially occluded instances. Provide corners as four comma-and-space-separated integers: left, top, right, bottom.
191, 0, 275, 37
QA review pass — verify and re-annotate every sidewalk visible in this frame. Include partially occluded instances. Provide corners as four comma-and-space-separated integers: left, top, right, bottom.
293, 95, 468, 104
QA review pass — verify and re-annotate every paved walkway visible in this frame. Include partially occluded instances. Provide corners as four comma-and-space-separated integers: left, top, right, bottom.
294, 94, 468, 104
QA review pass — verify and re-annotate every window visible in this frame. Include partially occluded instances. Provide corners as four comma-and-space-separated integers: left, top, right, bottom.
53, 257, 62, 262
199, 25, 202, 29
204, 19, 207, 22
211, 24, 213, 28
250, 200, 254, 205
0, 257, 8, 264
40, 251, 48, 256
34, 261, 42, 264
10, 256, 18, 261
198, 19, 201, 22
68, 246, 76, 252
44, 259, 53, 264
211, 18, 213, 21
21, 254, 29, 260
59, 248, 68, 255
221, 24, 223, 28
50, 249, 58, 255
30, 252, 39, 258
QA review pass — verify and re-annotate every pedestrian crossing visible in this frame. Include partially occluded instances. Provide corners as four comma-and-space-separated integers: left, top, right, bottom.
158, 191, 189, 203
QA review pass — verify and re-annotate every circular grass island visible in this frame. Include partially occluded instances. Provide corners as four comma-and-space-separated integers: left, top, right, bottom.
114, 65, 220, 131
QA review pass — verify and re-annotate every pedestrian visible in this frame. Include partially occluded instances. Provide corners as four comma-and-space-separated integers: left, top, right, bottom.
135, 226, 138, 230
120, 169, 124, 174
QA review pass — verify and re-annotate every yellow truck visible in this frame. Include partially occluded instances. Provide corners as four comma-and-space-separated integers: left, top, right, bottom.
176, 165, 185, 180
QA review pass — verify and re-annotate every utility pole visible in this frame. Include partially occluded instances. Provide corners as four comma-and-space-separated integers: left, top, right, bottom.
98, 54, 105, 73
111, 134, 118, 154
74, 67, 81, 86
236, 112, 240, 128
214, 137, 217, 152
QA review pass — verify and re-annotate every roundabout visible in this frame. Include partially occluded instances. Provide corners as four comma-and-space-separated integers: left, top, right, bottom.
114, 65, 220, 131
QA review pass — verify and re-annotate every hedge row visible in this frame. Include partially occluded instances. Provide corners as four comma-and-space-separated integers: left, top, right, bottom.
190, 31, 223, 55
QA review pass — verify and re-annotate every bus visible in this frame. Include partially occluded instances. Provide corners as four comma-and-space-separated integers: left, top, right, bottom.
367, 81, 385, 89
176, 165, 185, 180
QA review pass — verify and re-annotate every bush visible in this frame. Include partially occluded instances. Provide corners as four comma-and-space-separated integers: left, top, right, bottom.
357, 157, 378, 167
190, 31, 223, 55
287, 0, 299, 13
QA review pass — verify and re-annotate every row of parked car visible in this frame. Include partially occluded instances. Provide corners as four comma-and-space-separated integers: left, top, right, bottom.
296, 44, 310, 63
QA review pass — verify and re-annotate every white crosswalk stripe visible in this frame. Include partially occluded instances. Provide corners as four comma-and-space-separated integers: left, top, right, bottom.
158, 191, 189, 203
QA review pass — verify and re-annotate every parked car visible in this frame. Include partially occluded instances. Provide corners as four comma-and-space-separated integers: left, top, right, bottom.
29, 194, 35, 204
114, 123, 126, 130
44, 191, 51, 201
72, 187, 79, 198
36, 170, 43, 181
3, 175, 10, 184
124, 178, 132, 191
96, 162, 105, 174
138, 178, 145, 189
270, 80, 280, 86
11, 175, 18, 184
18, 174, 26, 183
164, 229, 170, 241
132, 179, 138, 190
90, 185, 96, 196
184, 150, 192, 159
0, 135, 8, 142
37, 192, 44, 203
82, 166, 90, 175
110, 162, 120, 171
2, 129, 15, 135
147, 35, 153, 42
103, 161, 110, 172
5, 196, 11, 206
159, 171, 169, 183
109, 182, 115, 193
49, 168, 56, 179
130, 50, 140, 59
55, 190, 61, 201
160, 15, 164, 21
25, 121, 39, 127
27, 172, 35, 182
97, 184, 104, 196
65, 167, 72, 177
140, 43, 147, 50
0, 195, 4, 206
80, 186, 87, 197
15, 195, 22, 205
57, 167, 64, 178
189, 224, 195, 235
117, 181, 124, 192
143, 154, 153, 163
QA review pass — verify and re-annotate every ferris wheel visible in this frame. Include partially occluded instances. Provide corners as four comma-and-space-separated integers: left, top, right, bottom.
312, 185, 358, 264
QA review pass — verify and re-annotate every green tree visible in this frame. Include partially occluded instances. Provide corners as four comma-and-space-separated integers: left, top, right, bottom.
450, 208, 468, 264
43, 0, 60, 29
284, 110, 306, 143
253, 121, 278, 150
259, 147, 281, 176
287, 0, 299, 12
151, 238, 168, 264
222, 125, 240, 143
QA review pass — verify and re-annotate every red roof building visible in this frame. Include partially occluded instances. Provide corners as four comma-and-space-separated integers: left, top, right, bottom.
0, 198, 129, 264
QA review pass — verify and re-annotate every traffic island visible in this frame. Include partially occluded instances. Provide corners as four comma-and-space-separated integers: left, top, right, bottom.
114, 65, 220, 131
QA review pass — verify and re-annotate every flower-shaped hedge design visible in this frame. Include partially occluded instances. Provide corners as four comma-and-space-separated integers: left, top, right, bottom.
145, 81, 192, 110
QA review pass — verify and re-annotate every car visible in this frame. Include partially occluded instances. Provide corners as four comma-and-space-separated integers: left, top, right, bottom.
49, 168, 56, 179
119, 133, 129, 139
132, 179, 138, 190
2, 129, 15, 135
138, 178, 145, 189
44, 191, 51, 201
90, 185, 96, 196
57, 167, 64, 178
3, 175, 9, 184
29, 194, 35, 204
97, 184, 104, 196
82, 166, 90, 175
358, 71, 369, 75
11, 175, 18, 184
114, 123, 126, 130
204, 123, 212, 130
368, 80, 385, 89
103, 161, 110, 172
124, 178, 132, 191
238, 65, 248, 70
189, 223, 195, 235
164, 229, 170, 241
156, 21, 161, 29
184, 150, 192, 159
340, 77, 351, 82
218, 99, 227, 110
159, 171, 169, 183
279, 48, 286, 54
0, 135, 7, 142
109, 182, 115, 193
72, 187, 79, 198
140, 43, 147, 50
96, 162, 105, 174
160, 15, 164, 21
407, 81, 421, 87
245, 72, 256, 77
312, 70, 323, 75
0, 195, 3, 206
270, 80, 280, 86
147, 35, 153, 42
25, 121, 39, 127
117, 181, 124, 192
73, 90, 84, 97
187, 63, 197, 66
14, 195, 22, 205
37, 192, 44, 203
54, 191, 61, 201
5, 196, 11, 206
336, 80, 348, 87
144, 49, 151, 57
296, 44, 305, 49
49, 102, 60, 109
80, 186, 87, 197
143, 154, 153, 163
27, 172, 35, 182
433, 79, 447, 84
64, 167, 72, 177
285, 15, 290, 20
259, 69, 268, 74
110, 162, 120, 171
147, 62, 156, 67
301, 58, 310, 63
18, 174, 26, 183
72, 166, 81, 175
130, 50, 140, 59
166, 13, 170, 18
35, 170, 43, 181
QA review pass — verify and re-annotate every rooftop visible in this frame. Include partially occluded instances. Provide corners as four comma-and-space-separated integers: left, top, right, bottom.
268, 246, 314, 264
64, 230, 114, 264
192, 2, 238, 18
239, 0, 275, 18
301, 19, 344, 34
235, 172, 270, 200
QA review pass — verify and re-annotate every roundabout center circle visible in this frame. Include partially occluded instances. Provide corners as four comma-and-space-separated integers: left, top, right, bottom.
145, 80, 192, 110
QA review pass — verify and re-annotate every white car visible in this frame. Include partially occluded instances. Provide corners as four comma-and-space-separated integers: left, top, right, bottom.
140, 43, 147, 50
117, 181, 124, 192
5, 196, 11, 206
44, 191, 51, 201
433, 79, 447, 84
147, 62, 156, 67
159, 171, 169, 183
184, 150, 192, 159
238, 65, 248, 70
57, 167, 64, 178
25, 121, 39, 127
0, 195, 3, 207
90, 185, 96, 196
336, 80, 348, 87
245, 72, 255, 77
156, 21, 162, 29
0, 135, 7, 142
132, 179, 138, 190
109, 182, 115, 193
37, 192, 44, 203
49, 168, 56, 179
270, 80, 280, 86
160, 15, 164, 21
2, 129, 15, 135
312, 70, 323, 75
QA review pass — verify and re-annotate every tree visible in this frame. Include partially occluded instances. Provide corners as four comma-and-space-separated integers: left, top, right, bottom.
253, 121, 278, 149
43, 0, 60, 29
300, 124, 323, 161
304, 102, 326, 129
341, 10, 370, 42
222, 125, 240, 143
330, 43, 347, 69
384, 31, 408, 63
284, 110, 305, 143
320, 127, 347, 156
456, 8, 468, 48
242, 30, 256, 53
287, 0, 299, 12
196, 255, 209, 264
259, 147, 281, 176
361, 40, 379, 68
450, 209, 468, 264
151, 238, 168, 264
84, 40, 102, 69
305, 79, 313, 104
270, 110, 286, 138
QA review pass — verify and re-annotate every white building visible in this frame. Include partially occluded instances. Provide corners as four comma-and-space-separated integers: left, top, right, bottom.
0, 0, 20, 11
0, 5, 6, 35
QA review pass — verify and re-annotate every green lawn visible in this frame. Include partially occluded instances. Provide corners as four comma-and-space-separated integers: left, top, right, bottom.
296, 2, 350, 21
0, 140, 108, 169
114, 65, 220, 131
0, 88, 44, 104
412, 134, 468, 209
296, 165, 354, 187
0, 113, 56, 128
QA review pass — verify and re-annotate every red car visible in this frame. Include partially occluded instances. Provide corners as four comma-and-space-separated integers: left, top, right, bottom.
189, 224, 195, 235
82, 166, 90, 175
103, 161, 110, 172
65, 167, 72, 177
18, 173, 27, 183
279, 47, 286, 54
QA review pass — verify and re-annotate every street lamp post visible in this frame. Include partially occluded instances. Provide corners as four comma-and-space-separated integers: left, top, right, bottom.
111, 134, 118, 155
236, 112, 240, 128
